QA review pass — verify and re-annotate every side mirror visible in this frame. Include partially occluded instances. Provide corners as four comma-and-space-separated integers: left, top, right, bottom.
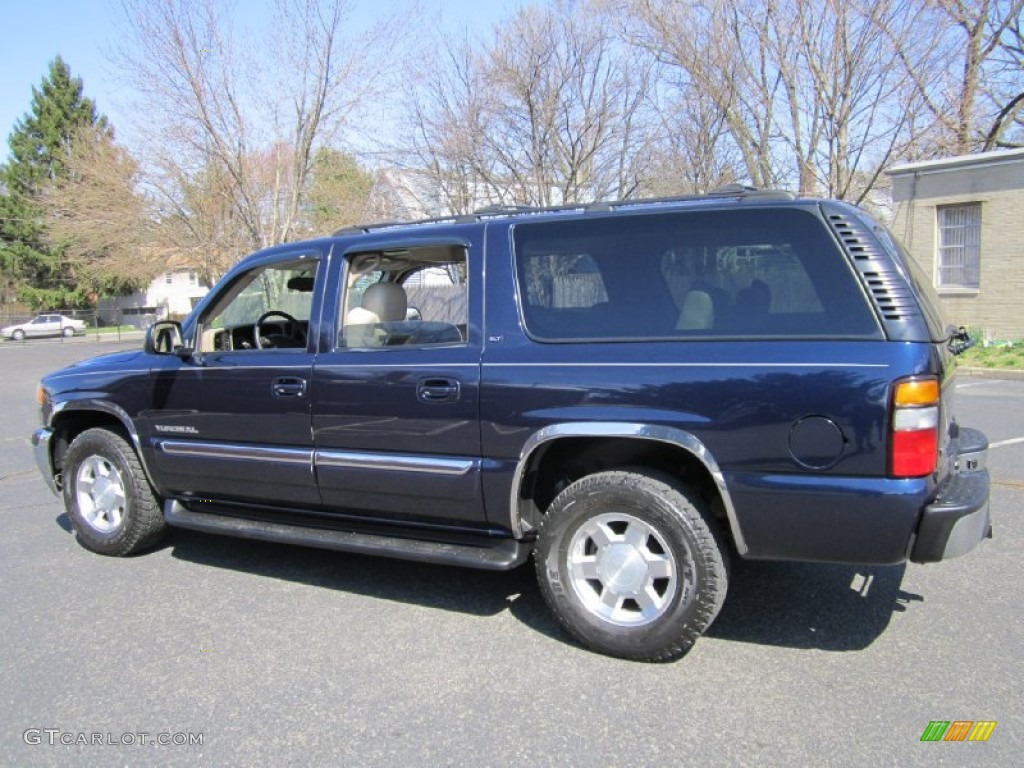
948, 325, 975, 356
144, 321, 186, 355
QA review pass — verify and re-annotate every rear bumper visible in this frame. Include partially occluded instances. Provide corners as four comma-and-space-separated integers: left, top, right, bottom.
31, 428, 59, 496
910, 427, 991, 563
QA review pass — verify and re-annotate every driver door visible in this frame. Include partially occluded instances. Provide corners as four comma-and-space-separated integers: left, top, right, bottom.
139, 250, 324, 508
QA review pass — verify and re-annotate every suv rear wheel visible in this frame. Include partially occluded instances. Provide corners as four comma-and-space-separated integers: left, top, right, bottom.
63, 428, 167, 556
534, 469, 728, 661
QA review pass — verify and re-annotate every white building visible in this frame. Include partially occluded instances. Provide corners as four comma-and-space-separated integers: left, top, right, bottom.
101, 269, 209, 327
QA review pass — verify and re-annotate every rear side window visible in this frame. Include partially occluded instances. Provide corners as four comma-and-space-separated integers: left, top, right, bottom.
513, 208, 881, 341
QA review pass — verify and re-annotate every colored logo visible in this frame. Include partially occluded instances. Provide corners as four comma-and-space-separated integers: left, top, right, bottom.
920, 721, 996, 742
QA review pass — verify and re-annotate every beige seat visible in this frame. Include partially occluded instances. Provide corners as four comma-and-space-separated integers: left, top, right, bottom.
676, 289, 713, 330
346, 282, 408, 347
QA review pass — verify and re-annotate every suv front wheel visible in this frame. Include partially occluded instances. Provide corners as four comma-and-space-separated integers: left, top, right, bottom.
63, 428, 167, 556
534, 469, 728, 661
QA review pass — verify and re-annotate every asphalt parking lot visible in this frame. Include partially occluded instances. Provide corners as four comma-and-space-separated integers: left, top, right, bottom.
1, 338, 1021, 767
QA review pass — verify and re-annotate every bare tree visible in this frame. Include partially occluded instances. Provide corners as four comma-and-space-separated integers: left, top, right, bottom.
938, 0, 1024, 152
640, 87, 744, 196
790, 0, 927, 201
155, 157, 252, 285
115, 0, 398, 260
42, 124, 159, 290
982, 1, 1024, 148
881, 0, 1024, 154
397, 30, 497, 215
485, 1, 659, 204
625, 0, 782, 189
397, 0, 659, 211
626, 0, 934, 202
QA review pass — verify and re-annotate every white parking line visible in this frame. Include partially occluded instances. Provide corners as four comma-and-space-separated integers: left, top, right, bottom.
990, 437, 1024, 449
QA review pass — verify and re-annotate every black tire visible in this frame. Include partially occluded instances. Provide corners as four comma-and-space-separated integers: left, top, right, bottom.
63, 428, 167, 556
534, 469, 729, 662
12, 329, 25, 341
62, 326, 75, 337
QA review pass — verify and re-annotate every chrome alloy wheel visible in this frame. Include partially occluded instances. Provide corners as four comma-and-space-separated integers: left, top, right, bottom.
75, 454, 128, 534
567, 512, 683, 627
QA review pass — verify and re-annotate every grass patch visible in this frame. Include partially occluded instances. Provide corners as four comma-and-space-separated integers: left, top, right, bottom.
959, 342, 1024, 369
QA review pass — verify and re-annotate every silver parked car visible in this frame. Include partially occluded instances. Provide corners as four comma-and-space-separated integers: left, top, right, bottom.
2, 314, 86, 341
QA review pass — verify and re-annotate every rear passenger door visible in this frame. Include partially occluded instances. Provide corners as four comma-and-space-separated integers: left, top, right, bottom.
310, 237, 487, 526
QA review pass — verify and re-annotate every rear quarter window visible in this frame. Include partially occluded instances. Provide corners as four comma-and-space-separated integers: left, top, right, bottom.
513, 208, 882, 341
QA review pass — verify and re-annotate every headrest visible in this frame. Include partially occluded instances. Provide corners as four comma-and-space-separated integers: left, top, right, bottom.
677, 289, 713, 330
361, 282, 407, 322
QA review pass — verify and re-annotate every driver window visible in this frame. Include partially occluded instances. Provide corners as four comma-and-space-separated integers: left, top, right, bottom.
197, 256, 320, 352
341, 246, 468, 349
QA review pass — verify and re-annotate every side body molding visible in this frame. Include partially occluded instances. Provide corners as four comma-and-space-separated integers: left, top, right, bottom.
509, 422, 748, 555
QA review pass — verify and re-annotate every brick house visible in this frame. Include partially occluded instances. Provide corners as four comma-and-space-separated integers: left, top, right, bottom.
887, 148, 1024, 340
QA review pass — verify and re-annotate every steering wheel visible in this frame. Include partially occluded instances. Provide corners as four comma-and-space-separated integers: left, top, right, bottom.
254, 310, 303, 349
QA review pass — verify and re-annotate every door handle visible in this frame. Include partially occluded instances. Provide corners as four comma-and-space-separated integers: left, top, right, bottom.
272, 377, 307, 398
418, 377, 461, 403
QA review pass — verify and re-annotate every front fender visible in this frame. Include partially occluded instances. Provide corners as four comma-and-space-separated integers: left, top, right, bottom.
47, 398, 159, 494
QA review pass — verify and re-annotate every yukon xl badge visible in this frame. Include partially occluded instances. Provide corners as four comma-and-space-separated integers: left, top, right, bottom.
154, 425, 199, 435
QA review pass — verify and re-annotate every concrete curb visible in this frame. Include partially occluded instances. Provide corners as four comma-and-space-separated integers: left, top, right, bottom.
959, 367, 1024, 381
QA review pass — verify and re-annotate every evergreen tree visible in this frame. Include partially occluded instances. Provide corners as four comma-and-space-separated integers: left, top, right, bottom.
0, 57, 105, 308
306, 148, 376, 235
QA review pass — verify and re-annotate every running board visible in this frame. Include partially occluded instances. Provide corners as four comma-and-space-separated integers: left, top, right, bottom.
164, 500, 530, 571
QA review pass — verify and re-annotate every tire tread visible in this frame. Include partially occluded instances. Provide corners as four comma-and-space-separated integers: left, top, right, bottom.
534, 468, 729, 662
64, 428, 166, 556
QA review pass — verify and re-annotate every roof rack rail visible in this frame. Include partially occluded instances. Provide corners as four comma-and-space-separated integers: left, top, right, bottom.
473, 204, 536, 215
333, 220, 406, 235
332, 186, 796, 235
332, 213, 479, 236
712, 183, 760, 194
603, 186, 795, 208
711, 184, 796, 200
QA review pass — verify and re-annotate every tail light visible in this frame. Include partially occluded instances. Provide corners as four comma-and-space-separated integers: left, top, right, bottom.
890, 377, 939, 478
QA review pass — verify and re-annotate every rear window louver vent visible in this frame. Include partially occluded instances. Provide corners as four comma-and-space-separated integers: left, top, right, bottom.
825, 211, 918, 323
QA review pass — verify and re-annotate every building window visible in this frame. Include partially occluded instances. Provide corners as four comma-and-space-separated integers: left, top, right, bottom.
936, 203, 981, 290
188, 270, 197, 285
165, 272, 173, 284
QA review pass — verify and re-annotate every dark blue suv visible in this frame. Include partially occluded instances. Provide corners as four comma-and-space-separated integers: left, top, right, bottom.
32, 189, 991, 660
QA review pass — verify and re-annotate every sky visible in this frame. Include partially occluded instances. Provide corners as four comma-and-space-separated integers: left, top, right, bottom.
0, 0, 527, 162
